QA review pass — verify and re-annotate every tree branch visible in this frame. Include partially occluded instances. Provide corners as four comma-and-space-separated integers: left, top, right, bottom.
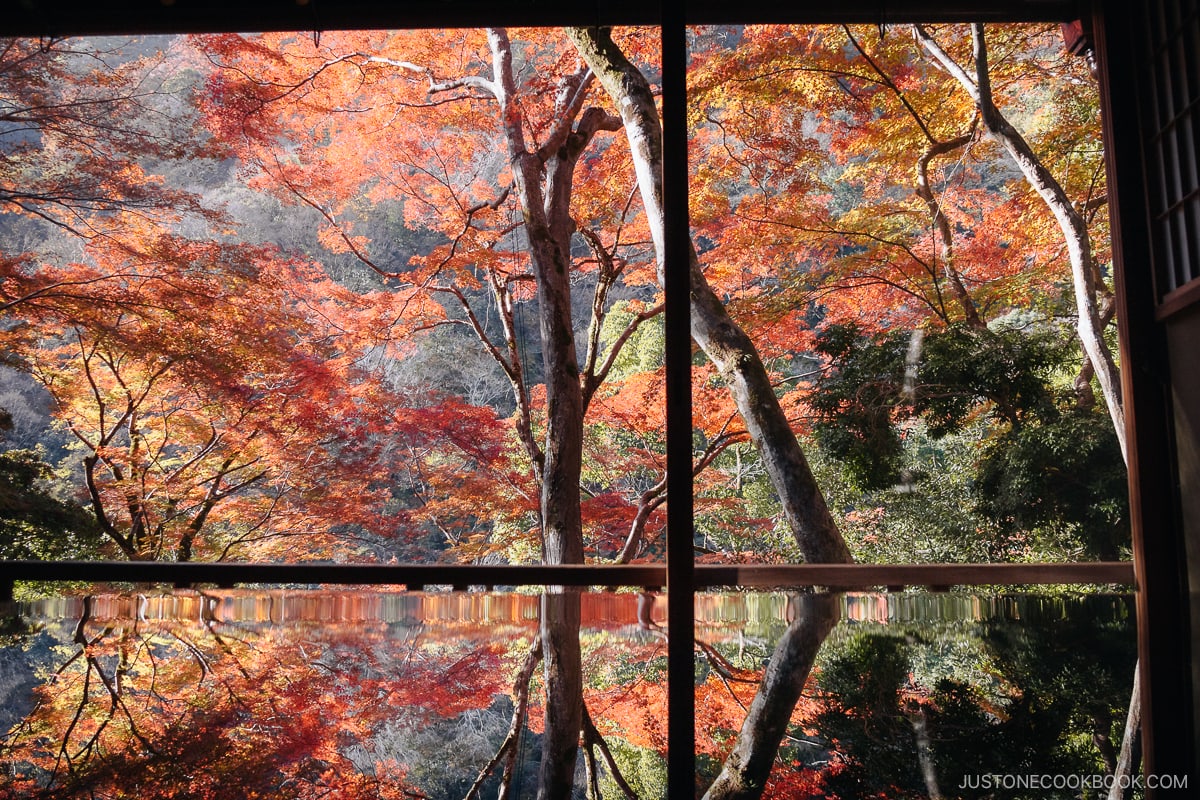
464, 635, 543, 800
914, 22, 1126, 461
581, 704, 641, 800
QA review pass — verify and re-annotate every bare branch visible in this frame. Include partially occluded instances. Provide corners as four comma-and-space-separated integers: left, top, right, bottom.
464, 636, 543, 800
581, 704, 641, 800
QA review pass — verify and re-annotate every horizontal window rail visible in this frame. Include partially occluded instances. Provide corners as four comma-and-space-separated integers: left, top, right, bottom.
0, 560, 1135, 602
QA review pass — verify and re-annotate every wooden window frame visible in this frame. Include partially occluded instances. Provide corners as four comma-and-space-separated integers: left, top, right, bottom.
0, 1, 1166, 795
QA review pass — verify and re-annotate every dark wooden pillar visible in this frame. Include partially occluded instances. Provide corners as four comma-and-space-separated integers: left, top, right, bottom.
662, 8, 697, 797
1095, 0, 1198, 790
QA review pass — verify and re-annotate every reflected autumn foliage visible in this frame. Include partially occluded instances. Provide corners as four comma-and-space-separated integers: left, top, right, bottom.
2, 595, 423, 798
1, 591, 1135, 799
1, 591, 660, 799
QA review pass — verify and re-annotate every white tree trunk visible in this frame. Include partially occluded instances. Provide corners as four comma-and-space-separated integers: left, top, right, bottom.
567, 26, 852, 564
914, 23, 1127, 462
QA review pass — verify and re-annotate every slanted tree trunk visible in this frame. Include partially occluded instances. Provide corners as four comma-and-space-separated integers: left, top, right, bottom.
567, 26, 852, 565
915, 23, 1142, 789
701, 593, 841, 800
567, 27, 851, 800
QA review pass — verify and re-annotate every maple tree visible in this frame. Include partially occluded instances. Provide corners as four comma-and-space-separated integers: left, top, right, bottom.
0, 36, 206, 520
0, 25, 1125, 557
914, 24, 1123, 453
0, 33, 527, 564
568, 26, 858, 800
0, 37, 216, 237
570, 26, 853, 567
192, 24, 853, 791
193, 27, 680, 792
685, 22, 1119, 456
684, 26, 1131, 790
687, 25, 1108, 321
677, 22, 1121, 798
0, 36, 221, 342
8, 226, 476, 562
192, 28, 680, 568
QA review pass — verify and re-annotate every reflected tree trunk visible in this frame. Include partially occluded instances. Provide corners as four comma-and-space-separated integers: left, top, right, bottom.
702, 593, 842, 800
537, 589, 583, 800
1108, 662, 1142, 800
909, 706, 943, 800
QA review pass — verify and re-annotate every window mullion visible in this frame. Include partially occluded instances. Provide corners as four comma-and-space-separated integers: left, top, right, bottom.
662, 8, 697, 795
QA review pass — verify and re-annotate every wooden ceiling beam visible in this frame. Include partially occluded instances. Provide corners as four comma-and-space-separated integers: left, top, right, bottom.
2, 0, 1087, 37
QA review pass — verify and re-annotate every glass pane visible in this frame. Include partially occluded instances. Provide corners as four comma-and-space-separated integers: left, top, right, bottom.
684, 23, 1126, 567
694, 591, 1138, 798
1, 588, 668, 798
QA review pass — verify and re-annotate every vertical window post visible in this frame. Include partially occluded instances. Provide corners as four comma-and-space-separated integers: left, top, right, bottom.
662, 6, 697, 794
